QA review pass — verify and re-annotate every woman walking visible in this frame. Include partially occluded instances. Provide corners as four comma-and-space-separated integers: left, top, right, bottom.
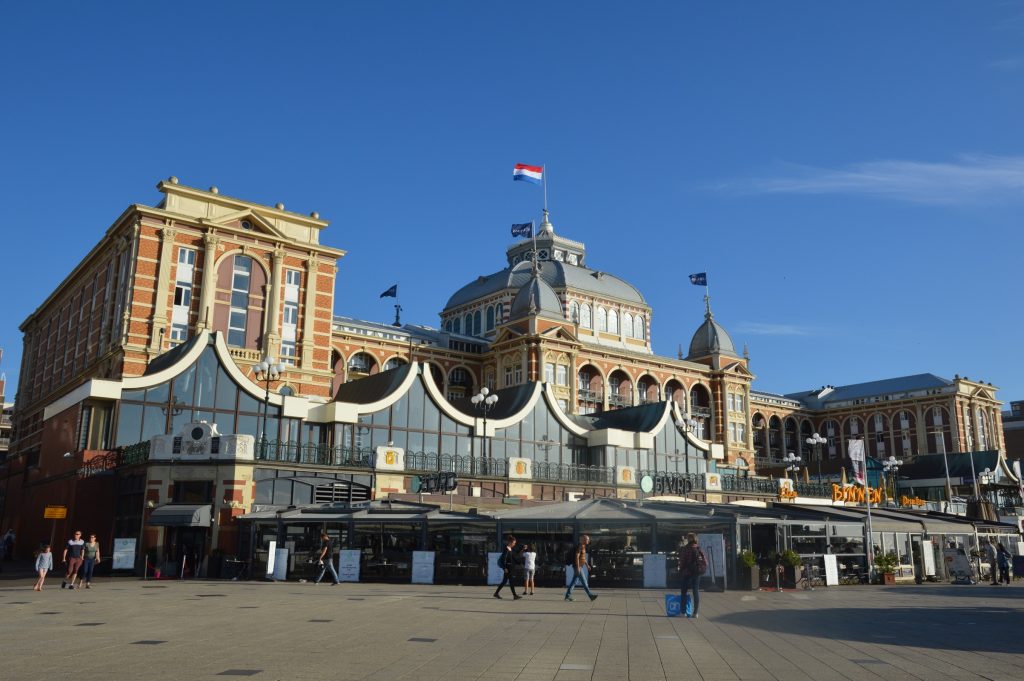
521, 543, 537, 595
34, 545, 53, 591
81, 534, 102, 589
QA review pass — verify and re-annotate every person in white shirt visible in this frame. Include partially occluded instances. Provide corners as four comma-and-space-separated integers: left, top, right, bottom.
521, 544, 537, 595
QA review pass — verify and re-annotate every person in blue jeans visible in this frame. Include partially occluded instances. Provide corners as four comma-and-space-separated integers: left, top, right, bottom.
678, 533, 701, 618
314, 532, 339, 585
565, 534, 598, 602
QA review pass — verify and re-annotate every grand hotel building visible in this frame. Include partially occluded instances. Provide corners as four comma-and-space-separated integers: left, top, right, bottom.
0, 180, 1011, 566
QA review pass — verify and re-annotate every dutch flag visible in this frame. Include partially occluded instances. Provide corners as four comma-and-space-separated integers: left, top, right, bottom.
513, 163, 543, 184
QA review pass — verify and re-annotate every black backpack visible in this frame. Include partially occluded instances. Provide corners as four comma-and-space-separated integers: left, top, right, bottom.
497, 550, 507, 569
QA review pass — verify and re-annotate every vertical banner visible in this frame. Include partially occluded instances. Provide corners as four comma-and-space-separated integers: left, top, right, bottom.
411, 551, 436, 584
697, 533, 726, 587
338, 550, 361, 582
273, 546, 288, 581
112, 538, 136, 570
823, 554, 839, 586
265, 540, 277, 577
643, 553, 667, 588
487, 552, 504, 585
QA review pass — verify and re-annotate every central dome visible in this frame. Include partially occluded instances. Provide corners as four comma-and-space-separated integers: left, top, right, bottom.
687, 309, 738, 359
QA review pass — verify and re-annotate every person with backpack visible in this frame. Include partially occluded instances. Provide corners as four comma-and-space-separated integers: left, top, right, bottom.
564, 535, 598, 602
678, 533, 706, 619
493, 534, 521, 599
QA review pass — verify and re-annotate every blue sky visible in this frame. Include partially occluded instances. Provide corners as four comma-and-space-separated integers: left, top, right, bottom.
1, 2, 1022, 403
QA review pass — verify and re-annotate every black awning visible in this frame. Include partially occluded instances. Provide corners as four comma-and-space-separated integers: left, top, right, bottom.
148, 504, 212, 527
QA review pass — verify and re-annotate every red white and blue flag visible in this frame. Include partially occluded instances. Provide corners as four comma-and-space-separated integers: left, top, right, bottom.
513, 163, 543, 185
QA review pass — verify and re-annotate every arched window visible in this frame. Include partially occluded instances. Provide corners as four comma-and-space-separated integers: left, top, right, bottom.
486, 305, 495, 331
473, 310, 482, 336
634, 315, 645, 340
452, 317, 461, 334
464, 313, 473, 335
608, 309, 619, 334
444, 320, 452, 332
383, 357, 407, 371
580, 303, 592, 329
279, 386, 294, 396
570, 301, 580, 324
596, 307, 607, 332
623, 313, 634, 338
215, 254, 267, 351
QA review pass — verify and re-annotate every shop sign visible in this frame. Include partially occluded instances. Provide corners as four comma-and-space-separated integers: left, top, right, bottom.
704, 473, 722, 491
374, 446, 405, 471
899, 495, 926, 507
508, 457, 532, 480
616, 465, 637, 486
832, 484, 882, 504
653, 474, 693, 496
43, 505, 67, 519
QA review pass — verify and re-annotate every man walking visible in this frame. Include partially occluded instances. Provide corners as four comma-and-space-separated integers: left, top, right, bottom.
678, 533, 703, 618
61, 530, 86, 590
493, 534, 521, 599
986, 539, 999, 585
564, 534, 598, 602
313, 532, 340, 585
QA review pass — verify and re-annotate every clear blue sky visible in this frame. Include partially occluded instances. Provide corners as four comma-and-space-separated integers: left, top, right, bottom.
2, 2, 1022, 403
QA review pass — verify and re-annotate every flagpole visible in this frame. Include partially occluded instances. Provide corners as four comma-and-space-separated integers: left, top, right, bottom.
542, 165, 548, 213
860, 438, 875, 582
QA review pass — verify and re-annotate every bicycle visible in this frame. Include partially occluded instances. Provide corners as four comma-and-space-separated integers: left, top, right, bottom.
797, 562, 824, 590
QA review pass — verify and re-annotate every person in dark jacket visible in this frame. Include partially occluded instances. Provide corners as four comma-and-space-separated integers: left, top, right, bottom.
996, 542, 1011, 585
493, 534, 521, 599
678, 533, 701, 619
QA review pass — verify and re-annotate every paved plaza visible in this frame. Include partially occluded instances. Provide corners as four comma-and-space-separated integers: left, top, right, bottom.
1, 571, 1021, 681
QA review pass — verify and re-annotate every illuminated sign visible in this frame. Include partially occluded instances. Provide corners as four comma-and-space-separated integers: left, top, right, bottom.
832, 484, 882, 504
44, 505, 67, 519
899, 495, 926, 507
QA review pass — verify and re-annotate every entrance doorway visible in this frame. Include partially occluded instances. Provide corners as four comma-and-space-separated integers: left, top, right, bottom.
165, 527, 208, 578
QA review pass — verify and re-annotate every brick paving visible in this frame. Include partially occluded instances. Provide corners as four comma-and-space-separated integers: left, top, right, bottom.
1, 571, 1021, 681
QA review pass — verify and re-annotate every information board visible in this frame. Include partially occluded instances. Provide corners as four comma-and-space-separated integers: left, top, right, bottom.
43, 505, 67, 519
112, 538, 136, 570
338, 550, 361, 582
487, 552, 503, 585
642, 553, 666, 588
411, 551, 436, 584
697, 533, 726, 585
272, 547, 289, 581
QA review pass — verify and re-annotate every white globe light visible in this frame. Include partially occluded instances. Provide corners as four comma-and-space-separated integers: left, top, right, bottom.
257, 362, 268, 373
277, 362, 287, 374
481, 387, 490, 396
471, 395, 482, 404
486, 395, 498, 405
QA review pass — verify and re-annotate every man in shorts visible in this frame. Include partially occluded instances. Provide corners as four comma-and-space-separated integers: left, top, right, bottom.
62, 530, 86, 589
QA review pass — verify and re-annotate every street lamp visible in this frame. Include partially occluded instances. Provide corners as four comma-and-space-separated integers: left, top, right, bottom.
882, 455, 902, 506
783, 452, 802, 480
254, 357, 287, 457
471, 388, 499, 461
805, 432, 827, 483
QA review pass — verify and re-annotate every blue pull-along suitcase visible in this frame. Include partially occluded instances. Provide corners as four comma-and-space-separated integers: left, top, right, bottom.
665, 594, 693, 617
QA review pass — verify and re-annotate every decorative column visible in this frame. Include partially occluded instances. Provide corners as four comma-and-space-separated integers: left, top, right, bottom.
300, 254, 318, 370
148, 223, 177, 355
196, 232, 220, 332
265, 249, 285, 358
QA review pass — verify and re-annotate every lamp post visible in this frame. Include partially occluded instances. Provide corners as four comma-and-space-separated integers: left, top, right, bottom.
471, 388, 499, 463
806, 433, 827, 483
783, 452, 802, 480
882, 455, 902, 506
254, 357, 287, 458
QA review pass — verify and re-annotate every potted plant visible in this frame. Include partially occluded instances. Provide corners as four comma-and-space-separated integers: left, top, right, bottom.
739, 550, 758, 590
874, 551, 899, 585
779, 549, 802, 588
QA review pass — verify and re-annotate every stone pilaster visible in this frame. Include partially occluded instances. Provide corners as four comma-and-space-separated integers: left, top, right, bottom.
196, 232, 220, 332
300, 254, 318, 369
265, 249, 285, 358
148, 223, 177, 355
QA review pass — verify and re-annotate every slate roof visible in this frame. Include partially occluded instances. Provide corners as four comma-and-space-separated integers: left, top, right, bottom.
445, 383, 538, 420
569, 402, 669, 433
687, 315, 738, 359
786, 373, 954, 408
333, 364, 415, 404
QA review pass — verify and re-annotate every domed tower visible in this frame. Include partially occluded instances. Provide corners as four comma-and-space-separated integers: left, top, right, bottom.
686, 296, 740, 368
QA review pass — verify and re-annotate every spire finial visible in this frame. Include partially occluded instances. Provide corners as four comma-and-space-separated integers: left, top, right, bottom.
539, 208, 554, 234
704, 294, 713, 319
743, 343, 749, 360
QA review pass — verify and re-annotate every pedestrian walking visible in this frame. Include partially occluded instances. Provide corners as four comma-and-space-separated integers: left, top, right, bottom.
521, 543, 537, 595
34, 545, 53, 591
313, 532, 340, 585
986, 540, 999, 585
61, 530, 86, 590
996, 542, 1011, 585
678, 533, 706, 619
3, 528, 15, 561
493, 534, 521, 599
81, 534, 102, 589
564, 534, 598, 602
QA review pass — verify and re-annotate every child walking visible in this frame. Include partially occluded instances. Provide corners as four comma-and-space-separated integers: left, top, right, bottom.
34, 545, 53, 591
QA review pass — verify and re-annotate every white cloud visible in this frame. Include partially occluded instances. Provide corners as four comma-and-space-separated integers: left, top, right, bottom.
721, 155, 1024, 204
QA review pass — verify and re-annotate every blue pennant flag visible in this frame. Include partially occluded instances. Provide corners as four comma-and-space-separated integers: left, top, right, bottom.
688, 272, 707, 287
380, 284, 398, 298
511, 222, 533, 238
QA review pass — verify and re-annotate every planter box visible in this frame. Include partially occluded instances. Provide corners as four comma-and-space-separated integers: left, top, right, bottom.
744, 566, 759, 590
881, 572, 896, 585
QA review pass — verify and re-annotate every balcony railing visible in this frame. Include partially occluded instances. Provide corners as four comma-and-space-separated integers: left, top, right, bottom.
608, 393, 632, 408
229, 347, 262, 363
691, 406, 712, 419
577, 389, 603, 403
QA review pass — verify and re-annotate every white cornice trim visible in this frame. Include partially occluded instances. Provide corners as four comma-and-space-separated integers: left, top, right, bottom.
122, 332, 212, 390
672, 401, 710, 452
543, 384, 589, 437
353, 362, 421, 416
42, 379, 123, 421
486, 382, 543, 431
421, 362, 476, 428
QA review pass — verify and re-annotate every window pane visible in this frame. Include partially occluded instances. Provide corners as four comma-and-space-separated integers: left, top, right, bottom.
115, 403, 143, 446
215, 367, 238, 411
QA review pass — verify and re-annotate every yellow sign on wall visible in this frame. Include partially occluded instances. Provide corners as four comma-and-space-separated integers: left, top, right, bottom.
832, 484, 882, 504
43, 505, 67, 519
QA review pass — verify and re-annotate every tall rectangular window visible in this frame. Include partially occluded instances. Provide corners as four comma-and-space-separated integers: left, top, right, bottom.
281, 340, 296, 365
544, 362, 554, 384
228, 256, 252, 347
556, 365, 567, 386
171, 247, 197, 346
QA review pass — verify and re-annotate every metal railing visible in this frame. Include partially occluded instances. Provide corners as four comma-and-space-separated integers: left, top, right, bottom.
577, 389, 603, 403
121, 440, 151, 466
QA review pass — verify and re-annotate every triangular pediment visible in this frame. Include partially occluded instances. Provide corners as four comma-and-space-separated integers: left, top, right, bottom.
201, 208, 287, 239
721, 361, 754, 379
